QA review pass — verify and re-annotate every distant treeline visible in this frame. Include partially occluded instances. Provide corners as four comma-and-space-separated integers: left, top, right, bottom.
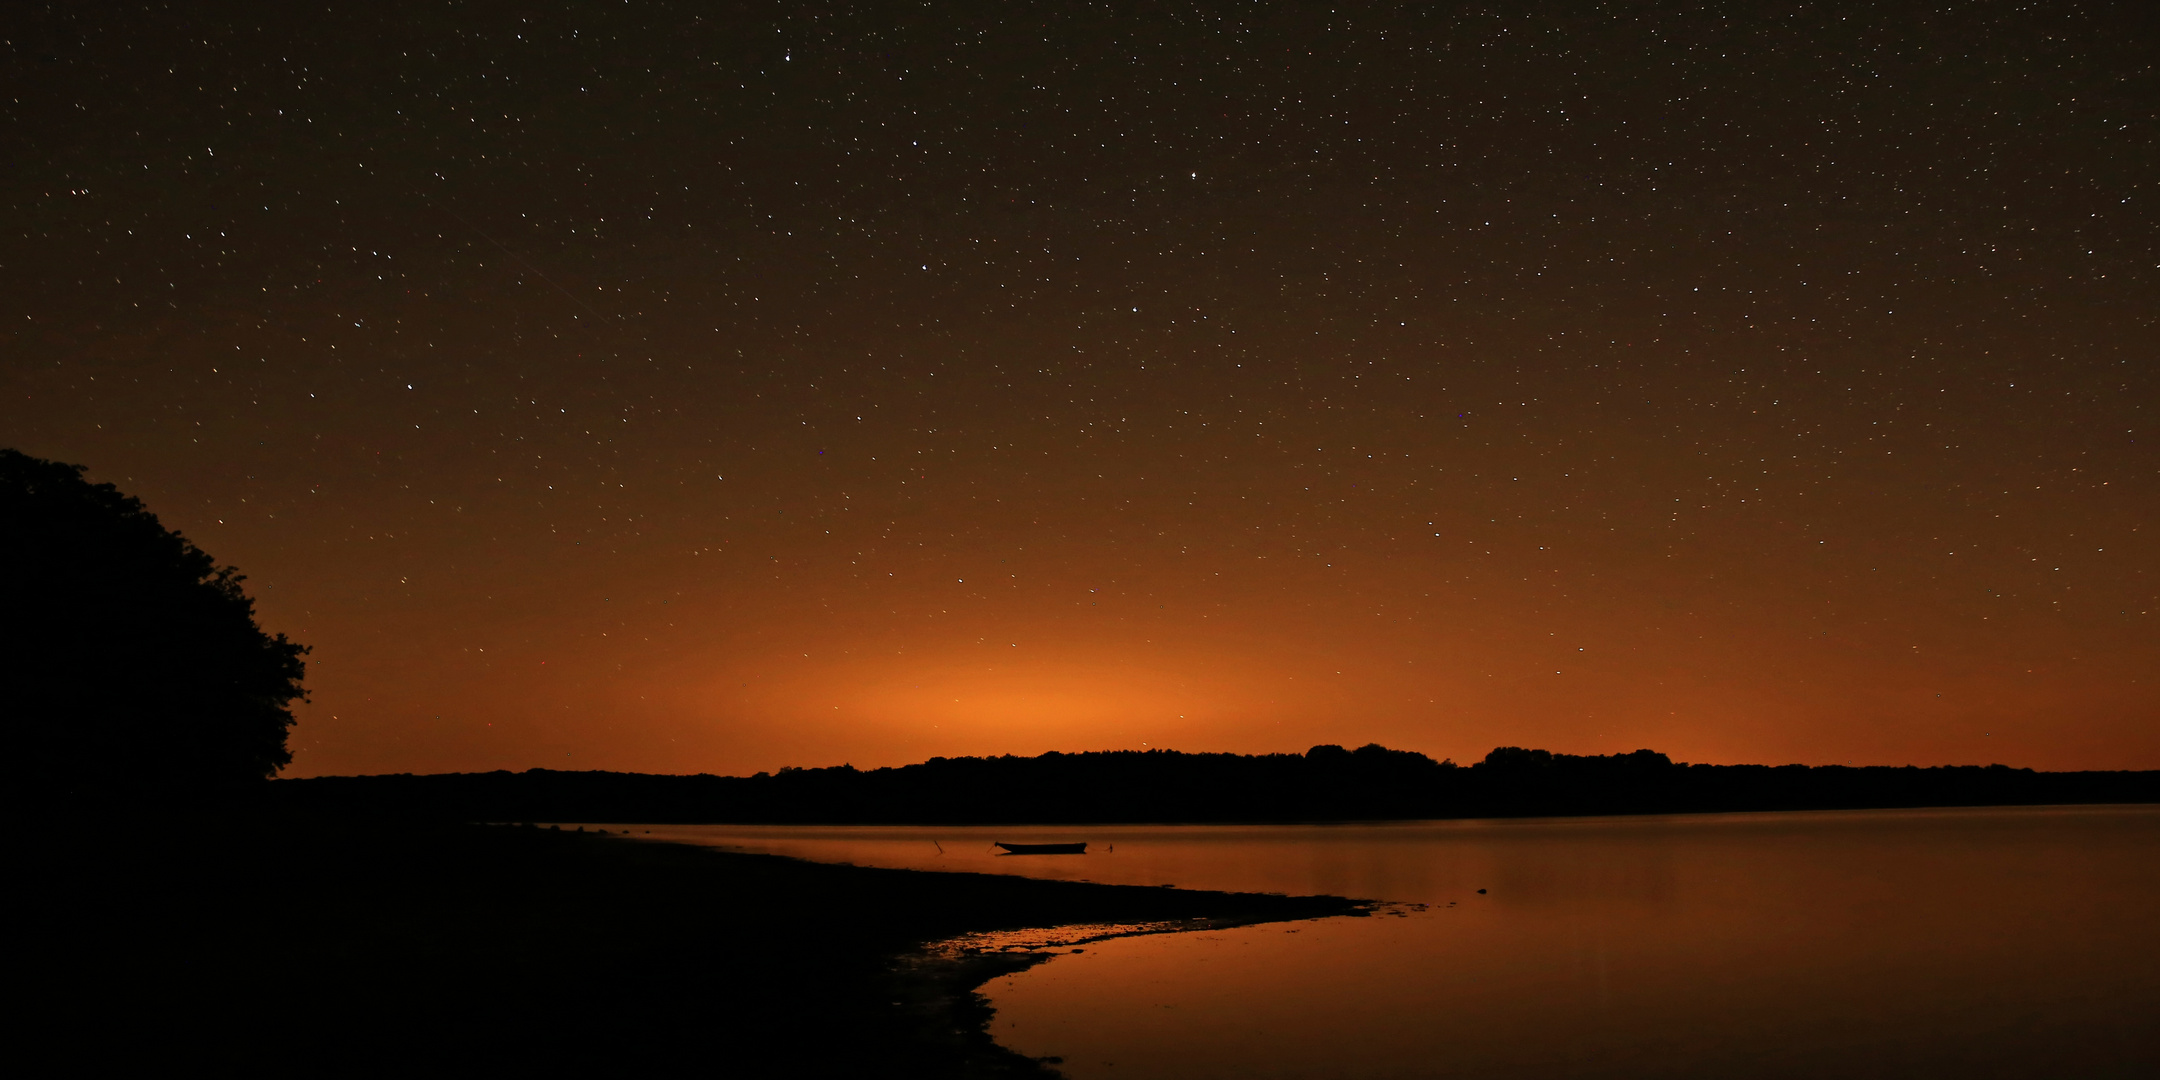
274, 744, 2160, 824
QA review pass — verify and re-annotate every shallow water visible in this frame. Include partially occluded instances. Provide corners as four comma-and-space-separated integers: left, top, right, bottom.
637, 807, 2160, 1078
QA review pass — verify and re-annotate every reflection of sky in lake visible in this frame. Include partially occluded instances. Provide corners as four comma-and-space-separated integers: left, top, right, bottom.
629, 817, 1689, 900
642, 807, 2160, 1078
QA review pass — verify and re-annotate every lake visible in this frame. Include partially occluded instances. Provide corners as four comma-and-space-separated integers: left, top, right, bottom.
639, 806, 2160, 1078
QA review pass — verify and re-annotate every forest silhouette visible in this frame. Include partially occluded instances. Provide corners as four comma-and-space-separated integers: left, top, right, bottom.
281, 742, 2160, 824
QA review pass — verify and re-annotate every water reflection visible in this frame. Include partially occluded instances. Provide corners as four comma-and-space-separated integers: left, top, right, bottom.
637, 807, 2160, 1078
631, 817, 1690, 901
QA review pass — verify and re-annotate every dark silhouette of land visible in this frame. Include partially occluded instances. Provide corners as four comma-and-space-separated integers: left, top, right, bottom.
25, 813, 1361, 1076
278, 743, 2160, 824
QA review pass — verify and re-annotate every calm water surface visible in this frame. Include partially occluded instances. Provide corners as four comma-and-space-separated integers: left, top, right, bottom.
639, 807, 2160, 1078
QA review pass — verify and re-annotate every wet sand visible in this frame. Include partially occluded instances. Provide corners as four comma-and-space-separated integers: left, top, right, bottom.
21, 813, 1362, 1076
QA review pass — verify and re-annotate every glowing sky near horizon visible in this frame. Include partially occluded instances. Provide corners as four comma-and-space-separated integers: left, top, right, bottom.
5, 2, 2154, 776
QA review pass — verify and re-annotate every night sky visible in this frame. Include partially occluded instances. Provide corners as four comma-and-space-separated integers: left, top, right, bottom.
7, 2, 2154, 777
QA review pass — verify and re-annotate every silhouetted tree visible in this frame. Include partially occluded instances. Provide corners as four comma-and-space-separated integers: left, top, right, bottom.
3, 450, 306, 800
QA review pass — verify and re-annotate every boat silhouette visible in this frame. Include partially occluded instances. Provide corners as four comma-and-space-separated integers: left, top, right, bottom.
994, 841, 1088, 855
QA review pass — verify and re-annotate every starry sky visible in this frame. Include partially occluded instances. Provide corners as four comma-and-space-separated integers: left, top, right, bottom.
6, 1, 2155, 776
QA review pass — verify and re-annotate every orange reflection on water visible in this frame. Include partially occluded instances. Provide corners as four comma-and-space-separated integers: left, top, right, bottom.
953, 807, 2160, 1078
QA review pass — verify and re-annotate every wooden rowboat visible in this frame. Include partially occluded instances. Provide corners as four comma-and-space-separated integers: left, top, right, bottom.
994, 841, 1087, 855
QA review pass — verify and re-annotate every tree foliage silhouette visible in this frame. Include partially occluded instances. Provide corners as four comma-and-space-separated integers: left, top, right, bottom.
3, 450, 306, 796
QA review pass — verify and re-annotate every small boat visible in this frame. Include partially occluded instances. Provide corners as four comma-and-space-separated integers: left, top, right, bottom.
994, 841, 1088, 855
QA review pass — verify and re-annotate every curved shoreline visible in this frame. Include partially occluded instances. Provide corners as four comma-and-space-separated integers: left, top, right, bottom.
24, 814, 1369, 1076
891, 907, 1378, 1076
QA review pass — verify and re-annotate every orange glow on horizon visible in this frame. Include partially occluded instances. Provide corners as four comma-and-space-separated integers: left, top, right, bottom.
12, 6, 2155, 779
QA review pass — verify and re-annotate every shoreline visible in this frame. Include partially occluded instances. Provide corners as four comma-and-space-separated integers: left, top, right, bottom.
889, 908, 1382, 1075
23, 813, 1368, 1076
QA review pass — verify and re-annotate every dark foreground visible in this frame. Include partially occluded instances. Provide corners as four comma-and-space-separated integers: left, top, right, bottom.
22, 814, 1360, 1076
